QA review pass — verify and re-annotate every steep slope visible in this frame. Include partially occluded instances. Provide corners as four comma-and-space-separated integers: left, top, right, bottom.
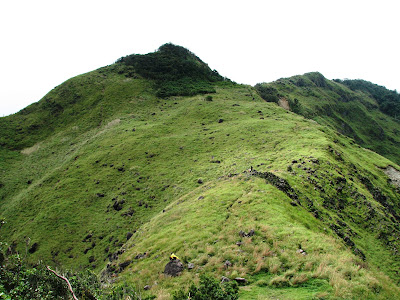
255, 72, 400, 165
100, 95, 400, 298
335, 78, 400, 119
0, 43, 224, 152
0, 47, 400, 299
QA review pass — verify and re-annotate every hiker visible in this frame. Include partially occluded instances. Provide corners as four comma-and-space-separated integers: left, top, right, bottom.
169, 253, 179, 261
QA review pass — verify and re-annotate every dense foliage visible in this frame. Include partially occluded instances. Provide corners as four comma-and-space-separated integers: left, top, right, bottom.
254, 84, 279, 103
117, 43, 225, 97
0, 240, 155, 299
335, 79, 400, 119
172, 275, 239, 300
0, 242, 100, 299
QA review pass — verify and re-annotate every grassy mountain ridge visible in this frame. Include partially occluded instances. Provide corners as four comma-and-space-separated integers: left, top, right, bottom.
334, 78, 400, 119
255, 72, 400, 165
1, 46, 400, 299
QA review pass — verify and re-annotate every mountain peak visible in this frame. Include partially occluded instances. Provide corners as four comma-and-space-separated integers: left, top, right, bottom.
116, 44, 226, 97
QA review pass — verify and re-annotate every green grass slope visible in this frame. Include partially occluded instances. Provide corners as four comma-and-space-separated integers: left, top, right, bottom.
112, 176, 400, 299
0, 48, 400, 299
255, 72, 400, 165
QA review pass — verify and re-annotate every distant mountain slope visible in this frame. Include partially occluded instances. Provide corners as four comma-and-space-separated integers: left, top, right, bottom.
335, 78, 400, 119
1, 47, 400, 299
255, 72, 400, 165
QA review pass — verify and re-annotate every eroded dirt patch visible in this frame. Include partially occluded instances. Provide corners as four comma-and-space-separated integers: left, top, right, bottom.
21, 143, 40, 155
278, 97, 290, 111
383, 166, 400, 188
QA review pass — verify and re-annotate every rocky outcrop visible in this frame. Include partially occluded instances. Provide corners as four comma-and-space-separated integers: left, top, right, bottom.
164, 259, 184, 277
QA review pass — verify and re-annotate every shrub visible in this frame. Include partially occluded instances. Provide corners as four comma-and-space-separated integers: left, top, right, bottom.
117, 43, 224, 98
172, 274, 238, 300
255, 84, 279, 103
0, 241, 104, 300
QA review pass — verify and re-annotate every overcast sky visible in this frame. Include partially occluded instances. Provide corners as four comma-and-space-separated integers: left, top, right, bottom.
1, 0, 399, 116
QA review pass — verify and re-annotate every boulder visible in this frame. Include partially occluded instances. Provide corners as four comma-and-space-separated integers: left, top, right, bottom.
28, 242, 39, 254
234, 277, 247, 285
221, 276, 231, 283
164, 259, 184, 276
118, 260, 132, 272
126, 232, 133, 240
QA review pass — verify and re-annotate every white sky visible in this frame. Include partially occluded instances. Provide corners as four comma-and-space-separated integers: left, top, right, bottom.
1, 0, 399, 116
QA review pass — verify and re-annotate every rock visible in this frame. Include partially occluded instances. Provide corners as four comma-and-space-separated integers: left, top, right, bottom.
234, 277, 247, 285
164, 259, 184, 276
119, 260, 132, 271
296, 249, 307, 255
239, 230, 246, 237
113, 200, 125, 211
188, 263, 195, 270
221, 276, 231, 283
108, 248, 125, 262
224, 260, 232, 269
135, 253, 146, 259
28, 242, 39, 254
83, 233, 93, 242
122, 208, 135, 217
239, 229, 255, 237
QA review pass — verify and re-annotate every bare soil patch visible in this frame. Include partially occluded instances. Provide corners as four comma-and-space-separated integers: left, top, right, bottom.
383, 166, 400, 187
278, 98, 290, 110
21, 143, 40, 155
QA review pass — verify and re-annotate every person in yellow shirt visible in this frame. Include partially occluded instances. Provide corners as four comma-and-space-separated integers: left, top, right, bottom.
169, 253, 179, 261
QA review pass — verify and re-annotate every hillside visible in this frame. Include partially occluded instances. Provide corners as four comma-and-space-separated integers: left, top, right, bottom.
255, 72, 400, 165
1, 45, 400, 299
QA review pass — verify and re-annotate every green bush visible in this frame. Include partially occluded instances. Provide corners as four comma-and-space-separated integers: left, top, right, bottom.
104, 284, 155, 300
335, 79, 400, 118
172, 274, 238, 300
117, 43, 223, 98
0, 241, 103, 300
255, 84, 279, 103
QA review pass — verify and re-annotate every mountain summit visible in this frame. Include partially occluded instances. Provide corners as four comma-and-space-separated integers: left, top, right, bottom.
117, 43, 225, 97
